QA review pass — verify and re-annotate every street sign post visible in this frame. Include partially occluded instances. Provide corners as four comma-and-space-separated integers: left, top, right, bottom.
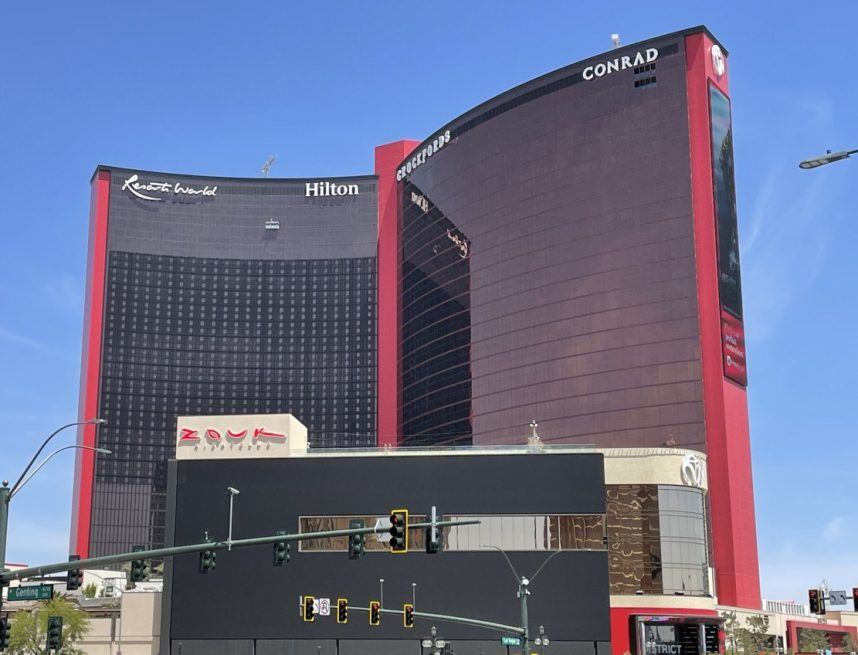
502, 636, 522, 647
829, 590, 848, 606
374, 517, 392, 543
8, 584, 54, 601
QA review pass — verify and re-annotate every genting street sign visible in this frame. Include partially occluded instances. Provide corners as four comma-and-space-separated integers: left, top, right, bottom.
176, 413, 308, 460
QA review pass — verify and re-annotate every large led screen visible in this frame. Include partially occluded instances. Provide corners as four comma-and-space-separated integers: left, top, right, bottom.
709, 85, 743, 320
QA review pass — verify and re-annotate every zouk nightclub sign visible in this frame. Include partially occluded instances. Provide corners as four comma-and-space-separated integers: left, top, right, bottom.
175, 413, 309, 460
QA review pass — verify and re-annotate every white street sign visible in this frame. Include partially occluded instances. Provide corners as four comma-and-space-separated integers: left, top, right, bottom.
374, 517, 391, 543
318, 597, 330, 616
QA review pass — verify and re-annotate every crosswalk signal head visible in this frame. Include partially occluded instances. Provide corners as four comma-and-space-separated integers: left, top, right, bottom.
348, 519, 365, 559
337, 598, 349, 624
303, 596, 316, 622
369, 600, 381, 626
389, 509, 409, 553
404, 603, 415, 628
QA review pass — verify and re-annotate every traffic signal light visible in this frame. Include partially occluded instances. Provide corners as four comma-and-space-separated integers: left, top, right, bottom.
199, 548, 217, 573
404, 603, 414, 628
130, 545, 150, 582
389, 509, 409, 553
46, 616, 63, 652
369, 600, 381, 626
274, 532, 291, 566
853, 588, 858, 611
303, 596, 316, 622
809, 588, 823, 615
0, 616, 10, 651
348, 519, 365, 559
66, 555, 83, 591
337, 598, 348, 624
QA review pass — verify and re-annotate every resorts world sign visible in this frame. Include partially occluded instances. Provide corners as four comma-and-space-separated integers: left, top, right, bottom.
582, 47, 659, 81
122, 174, 217, 201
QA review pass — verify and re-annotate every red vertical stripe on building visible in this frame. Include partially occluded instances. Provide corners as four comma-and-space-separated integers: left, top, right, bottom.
375, 141, 418, 446
685, 33, 761, 609
69, 169, 111, 558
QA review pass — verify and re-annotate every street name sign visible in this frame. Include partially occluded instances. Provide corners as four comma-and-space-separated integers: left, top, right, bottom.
502, 636, 522, 646
8, 584, 54, 601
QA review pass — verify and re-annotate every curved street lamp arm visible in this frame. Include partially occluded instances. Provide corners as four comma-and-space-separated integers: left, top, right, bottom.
9, 419, 103, 496
529, 549, 566, 585
10, 445, 110, 500
480, 544, 523, 585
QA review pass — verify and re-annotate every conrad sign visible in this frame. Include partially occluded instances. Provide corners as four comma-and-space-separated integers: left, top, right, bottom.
176, 413, 308, 460
582, 48, 659, 81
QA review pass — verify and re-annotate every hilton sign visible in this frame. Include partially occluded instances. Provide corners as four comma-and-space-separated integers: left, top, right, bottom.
176, 413, 308, 460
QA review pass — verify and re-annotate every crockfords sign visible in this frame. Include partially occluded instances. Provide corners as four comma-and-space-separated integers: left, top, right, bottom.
122, 174, 217, 201
397, 130, 452, 181
305, 181, 359, 197
582, 48, 659, 81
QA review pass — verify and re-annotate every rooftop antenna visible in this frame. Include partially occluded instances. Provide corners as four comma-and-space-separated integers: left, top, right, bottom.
528, 419, 543, 451
261, 154, 277, 177
611, 33, 621, 49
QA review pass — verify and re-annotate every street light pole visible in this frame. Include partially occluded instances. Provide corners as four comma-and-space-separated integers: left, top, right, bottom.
799, 148, 857, 169
1, 425, 109, 574
8, 418, 105, 496
481, 544, 568, 655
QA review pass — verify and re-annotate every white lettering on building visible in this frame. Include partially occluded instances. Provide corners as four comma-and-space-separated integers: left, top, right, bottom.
305, 181, 360, 197
582, 48, 659, 81
397, 130, 452, 181
122, 173, 217, 201
411, 191, 429, 213
446, 228, 469, 259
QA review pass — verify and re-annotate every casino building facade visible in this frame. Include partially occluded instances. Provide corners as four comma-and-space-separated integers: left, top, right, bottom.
375, 26, 759, 612
72, 170, 378, 558
74, 25, 762, 645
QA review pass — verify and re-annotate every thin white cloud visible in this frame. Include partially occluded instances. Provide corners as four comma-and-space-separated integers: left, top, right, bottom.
43, 274, 84, 316
741, 167, 830, 342
0, 326, 48, 351
822, 516, 848, 540
760, 516, 858, 603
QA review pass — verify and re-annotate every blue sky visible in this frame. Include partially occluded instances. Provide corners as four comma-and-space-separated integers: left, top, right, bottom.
1, 1, 856, 604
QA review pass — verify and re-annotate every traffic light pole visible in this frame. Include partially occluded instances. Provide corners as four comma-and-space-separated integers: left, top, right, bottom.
0, 518, 480, 585
351, 606, 525, 636
0, 482, 9, 576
